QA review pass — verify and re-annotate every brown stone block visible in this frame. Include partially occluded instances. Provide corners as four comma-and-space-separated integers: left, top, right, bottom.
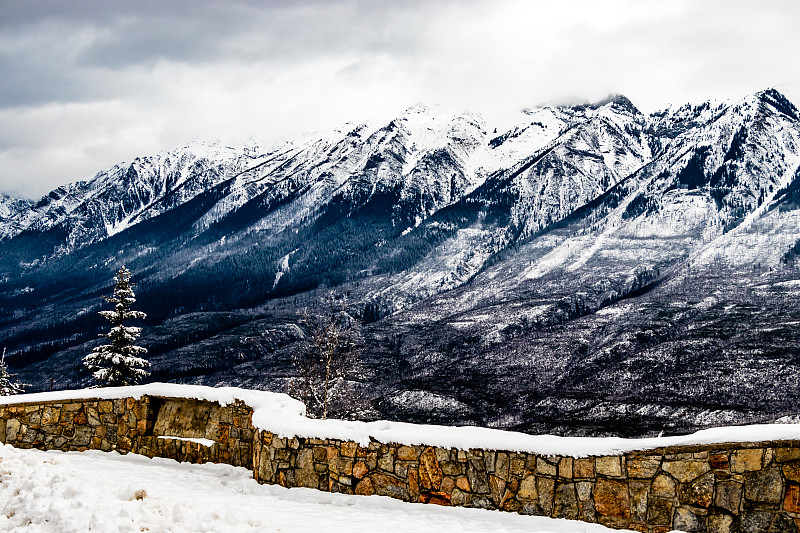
340, 441, 358, 458
495, 452, 510, 479
554, 482, 578, 520
510, 455, 525, 477
73, 410, 87, 425
709, 452, 730, 471
596, 456, 623, 477
420, 447, 443, 491
594, 478, 630, 519
628, 480, 649, 522
574, 458, 595, 479
370, 473, 409, 500
784, 482, 800, 514
559, 457, 574, 479
353, 461, 368, 479
355, 477, 374, 496
537, 457, 557, 476
441, 476, 455, 494
408, 469, 420, 501
662, 459, 710, 483
708, 512, 735, 533
419, 491, 451, 506
678, 471, 714, 508
456, 476, 470, 492
627, 455, 661, 479
784, 462, 800, 483
489, 475, 507, 506
731, 448, 763, 473
396, 445, 417, 461
537, 477, 555, 515
776, 448, 800, 463
647, 497, 673, 526
628, 524, 647, 533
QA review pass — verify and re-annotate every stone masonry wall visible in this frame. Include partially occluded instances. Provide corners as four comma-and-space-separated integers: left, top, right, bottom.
0, 396, 254, 468
3, 394, 800, 533
254, 432, 800, 533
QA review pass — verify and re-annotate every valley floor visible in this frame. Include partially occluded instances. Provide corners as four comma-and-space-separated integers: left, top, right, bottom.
0, 443, 618, 533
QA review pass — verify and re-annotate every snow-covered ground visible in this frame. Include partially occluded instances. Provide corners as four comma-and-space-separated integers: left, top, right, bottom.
0, 444, 619, 533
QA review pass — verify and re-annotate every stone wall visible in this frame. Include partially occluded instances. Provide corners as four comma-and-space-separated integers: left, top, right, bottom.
0, 396, 254, 468
254, 432, 800, 533
3, 393, 800, 533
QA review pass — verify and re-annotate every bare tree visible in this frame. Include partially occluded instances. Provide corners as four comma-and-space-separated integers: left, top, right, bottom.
288, 293, 363, 419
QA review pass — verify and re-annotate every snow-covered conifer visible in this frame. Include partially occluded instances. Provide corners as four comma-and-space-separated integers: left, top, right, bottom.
84, 266, 149, 386
0, 348, 25, 396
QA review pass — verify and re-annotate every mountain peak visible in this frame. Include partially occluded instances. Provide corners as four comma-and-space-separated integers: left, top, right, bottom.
755, 88, 799, 120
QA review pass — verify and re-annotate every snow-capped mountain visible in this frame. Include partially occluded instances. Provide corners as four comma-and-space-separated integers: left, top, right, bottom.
2, 89, 800, 438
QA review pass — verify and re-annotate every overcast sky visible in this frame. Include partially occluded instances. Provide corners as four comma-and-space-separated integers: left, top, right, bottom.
1, 0, 799, 198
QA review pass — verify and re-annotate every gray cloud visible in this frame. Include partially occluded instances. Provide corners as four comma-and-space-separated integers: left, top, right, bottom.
0, 0, 799, 198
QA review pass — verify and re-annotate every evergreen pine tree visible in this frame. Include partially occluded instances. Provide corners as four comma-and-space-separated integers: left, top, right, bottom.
84, 266, 149, 386
0, 348, 25, 396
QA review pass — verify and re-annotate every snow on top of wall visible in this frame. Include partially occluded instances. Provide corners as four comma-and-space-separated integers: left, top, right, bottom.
3, 383, 800, 458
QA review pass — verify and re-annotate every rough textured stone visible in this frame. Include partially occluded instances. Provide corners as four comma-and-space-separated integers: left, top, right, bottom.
627, 456, 661, 479
646, 497, 673, 526
777, 448, 800, 463
594, 478, 630, 519
558, 457, 574, 479
710, 452, 730, 470
518, 475, 538, 500
294, 449, 319, 488
489, 475, 507, 506
537, 457, 557, 476
577, 481, 593, 501
662, 460, 710, 483
673, 506, 706, 533
708, 513, 735, 533
596, 456, 623, 477
784, 482, 800, 514
783, 462, 800, 483
467, 459, 489, 494
6, 418, 20, 441
553, 483, 578, 520
629, 480, 649, 522
744, 466, 783, 504
7, 395, 800, 533
732, 448, 765, 473
370, 473, 409, 500
679, 472, 714, 508
574, 458, 595, 479
715, 480, 744, 514
652, 474, 677, 498
537, 477, 555, 515
418, 448, 443, 491
741, 512, 774, 533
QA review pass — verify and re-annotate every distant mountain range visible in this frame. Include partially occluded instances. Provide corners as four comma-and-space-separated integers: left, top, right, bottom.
2, 88, 800, 437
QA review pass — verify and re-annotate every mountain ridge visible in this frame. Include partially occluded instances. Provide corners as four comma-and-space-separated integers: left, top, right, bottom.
1, 88, 799, 438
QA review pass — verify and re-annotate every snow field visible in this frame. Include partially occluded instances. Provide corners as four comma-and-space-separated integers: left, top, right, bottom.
0, 444, 619, 533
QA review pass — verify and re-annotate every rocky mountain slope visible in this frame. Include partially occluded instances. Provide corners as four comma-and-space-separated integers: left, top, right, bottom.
1, 89, 799, 437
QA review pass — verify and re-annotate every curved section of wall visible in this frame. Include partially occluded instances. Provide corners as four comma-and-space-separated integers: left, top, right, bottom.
2, 394, 800, 533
